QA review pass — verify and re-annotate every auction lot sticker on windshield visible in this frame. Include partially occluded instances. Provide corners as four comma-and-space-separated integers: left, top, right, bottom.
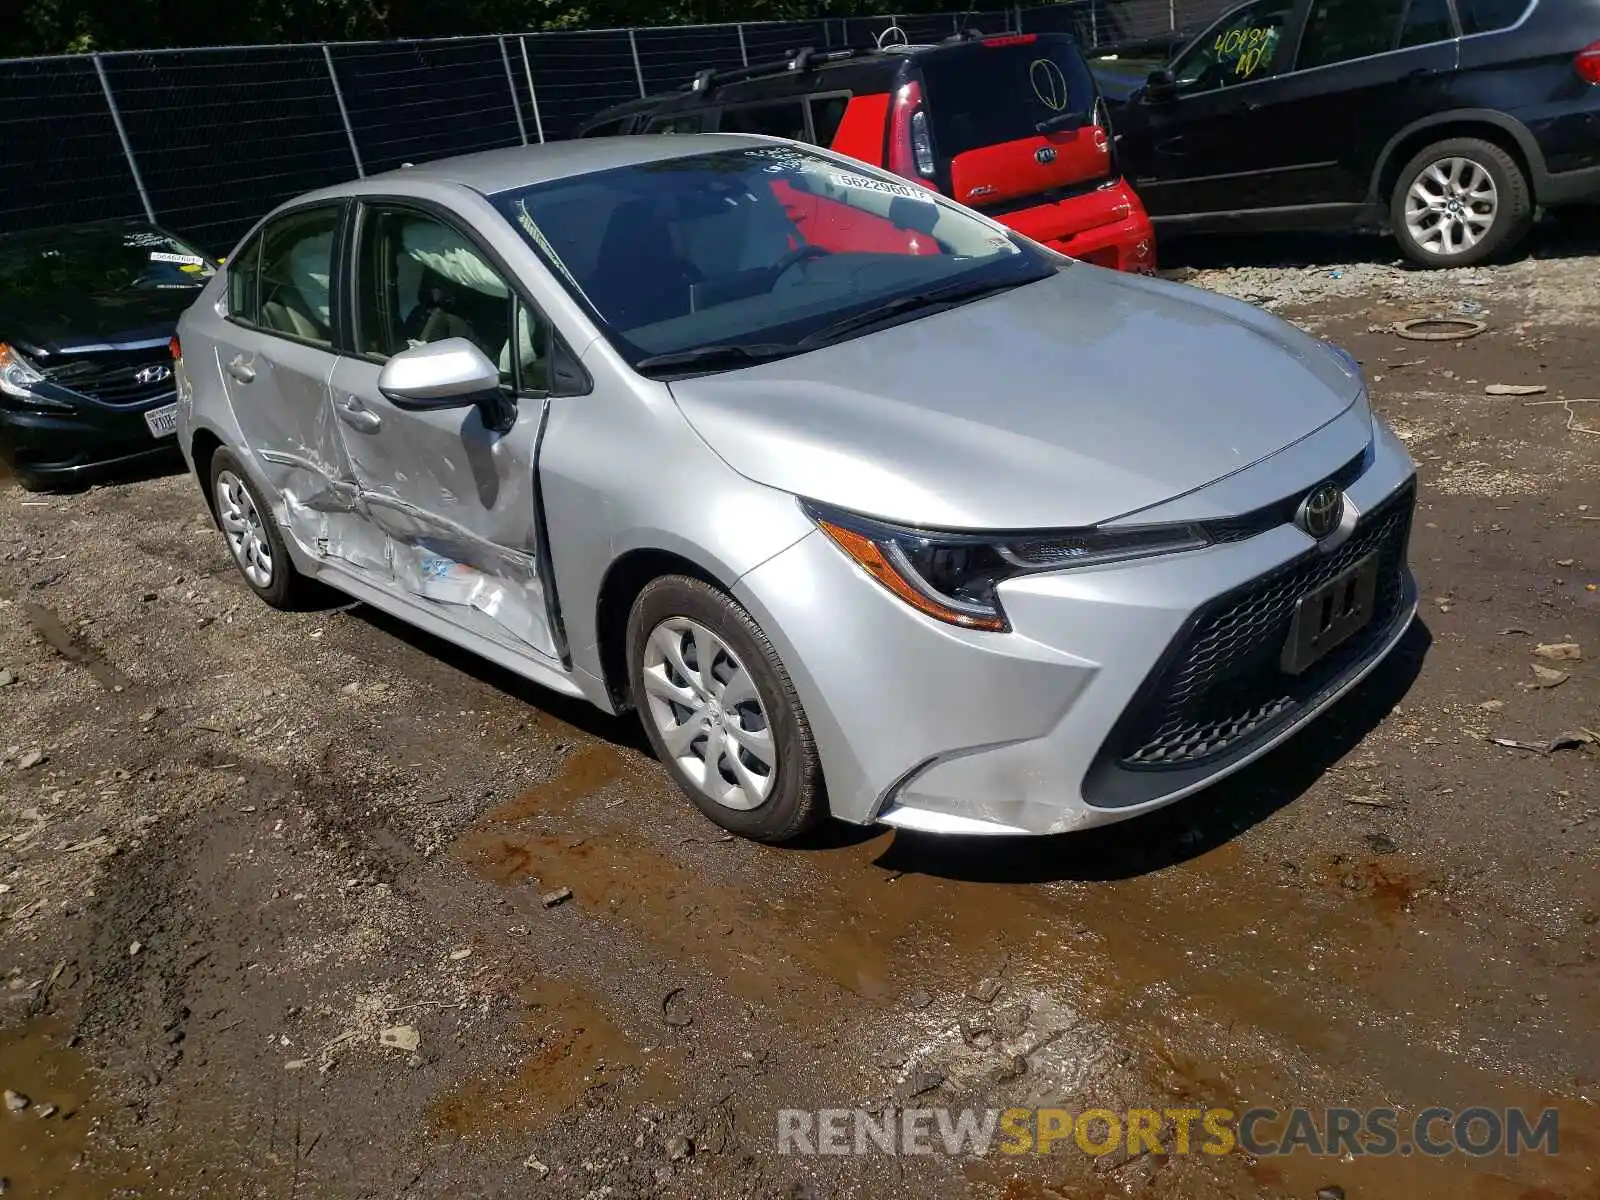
149, 251, 208, 266
829, 172, 934, 201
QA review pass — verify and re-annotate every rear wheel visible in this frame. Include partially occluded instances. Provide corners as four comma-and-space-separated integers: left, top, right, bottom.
626, 575, 826, 844
1390, 137, 1532, 268
209, 447, 307, 609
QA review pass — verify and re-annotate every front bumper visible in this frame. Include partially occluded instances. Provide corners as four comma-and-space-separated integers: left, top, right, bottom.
994, 179, 1158, 274
0, 392, 180, 488
734, 409, 1417, 836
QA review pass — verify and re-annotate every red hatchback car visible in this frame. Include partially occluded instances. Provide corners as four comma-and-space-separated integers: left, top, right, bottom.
578, 31, 1158, 274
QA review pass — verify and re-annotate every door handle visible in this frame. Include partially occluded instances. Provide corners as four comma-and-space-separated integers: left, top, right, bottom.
335, 396, 381, 434
226, 355, 255, 383
1403, 67, 1441, 80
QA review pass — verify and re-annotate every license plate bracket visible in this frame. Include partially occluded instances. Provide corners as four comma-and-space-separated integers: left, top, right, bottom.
1280, 553, 1379, 675
145, 402, 178, 438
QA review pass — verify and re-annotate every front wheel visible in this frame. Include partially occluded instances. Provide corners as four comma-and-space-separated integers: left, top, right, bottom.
626, 575, 826, 844
1390, 137, 1532, 268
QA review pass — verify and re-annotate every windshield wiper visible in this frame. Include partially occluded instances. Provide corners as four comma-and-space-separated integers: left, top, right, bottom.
633, 342, 801, 375
1036, 110, 1088, 133
800, 273, 1051, 348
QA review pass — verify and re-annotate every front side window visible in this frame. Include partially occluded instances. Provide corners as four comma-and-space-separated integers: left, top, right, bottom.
354, 205, 574, 393
1172, 0, 1295, 92
720, 101, 810, 141
489, 144, 1056, 372
252, 207, 341, 347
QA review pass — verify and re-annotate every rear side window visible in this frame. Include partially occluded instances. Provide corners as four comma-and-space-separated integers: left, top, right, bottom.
1297, 0, 1408, 66
227, 237, 262, 323
1398, 0, 1456, 46
809, 94, 851, 146
1455, 0, 1529, 32
648, 113, 706, 133
229, 207, 340, 346
919, 36, 1098, 159
720, 100, 809, 140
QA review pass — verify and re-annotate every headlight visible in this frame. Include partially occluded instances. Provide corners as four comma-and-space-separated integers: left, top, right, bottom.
803, 500, 1209, 633
0, 343, 68, 408
0, 342, 44, 398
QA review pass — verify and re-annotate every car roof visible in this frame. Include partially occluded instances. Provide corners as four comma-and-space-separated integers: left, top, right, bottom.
588, 31, 1084, 123
305, 133, 785, 200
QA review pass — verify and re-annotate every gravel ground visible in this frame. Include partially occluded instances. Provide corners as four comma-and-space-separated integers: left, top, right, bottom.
0, 220, 1596, 1200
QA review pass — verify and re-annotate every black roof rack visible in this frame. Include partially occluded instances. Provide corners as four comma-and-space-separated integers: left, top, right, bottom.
688, 44, 879, 93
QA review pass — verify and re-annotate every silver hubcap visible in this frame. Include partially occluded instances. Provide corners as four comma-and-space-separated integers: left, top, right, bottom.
216, 470, 274, 589
1405, 156, 1498, 257
641, 617, 775, 811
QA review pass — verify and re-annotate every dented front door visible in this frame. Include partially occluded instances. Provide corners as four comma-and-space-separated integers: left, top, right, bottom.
328, 201, 561, 661
327, 357, 556, 658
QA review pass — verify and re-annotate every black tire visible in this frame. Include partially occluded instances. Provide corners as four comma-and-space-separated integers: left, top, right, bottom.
626, 575, 826, 844
207, 447, 308, 610
1390, 137, 1532, 268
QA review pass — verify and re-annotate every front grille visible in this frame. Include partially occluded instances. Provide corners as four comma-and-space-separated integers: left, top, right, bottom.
1201, 449, 1367, 544
41, 352, 175, 406
1115, 481, 1414, 770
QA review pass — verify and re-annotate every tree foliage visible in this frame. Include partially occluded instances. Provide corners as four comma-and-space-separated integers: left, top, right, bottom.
17, 0, 976, 55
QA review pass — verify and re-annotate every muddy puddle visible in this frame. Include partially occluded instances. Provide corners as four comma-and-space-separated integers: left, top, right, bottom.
0, 1018, 161, 1198
430, 975, 676, 1140
449, 746, 1599, 1199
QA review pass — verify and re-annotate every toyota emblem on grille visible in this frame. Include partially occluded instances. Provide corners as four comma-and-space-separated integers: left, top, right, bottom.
1035, 146, 1057, 165
134, 364, 172, 385
1295, 483, 1345, 540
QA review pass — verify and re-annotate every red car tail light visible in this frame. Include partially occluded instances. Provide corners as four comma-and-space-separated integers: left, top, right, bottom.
887, 81, 938, 183
1577, 40, 1600, 83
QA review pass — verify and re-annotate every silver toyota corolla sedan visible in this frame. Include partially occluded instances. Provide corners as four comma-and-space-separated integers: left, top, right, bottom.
174, 133, 1418, 843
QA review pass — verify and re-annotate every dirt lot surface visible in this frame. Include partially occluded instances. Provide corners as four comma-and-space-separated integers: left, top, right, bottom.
0, 217, 1596, 1200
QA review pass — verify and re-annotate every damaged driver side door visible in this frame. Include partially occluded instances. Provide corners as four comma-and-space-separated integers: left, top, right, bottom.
326, 201, 564, 662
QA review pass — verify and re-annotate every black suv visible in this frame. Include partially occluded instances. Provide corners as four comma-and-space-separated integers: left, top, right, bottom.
1098, 0, 1600, 265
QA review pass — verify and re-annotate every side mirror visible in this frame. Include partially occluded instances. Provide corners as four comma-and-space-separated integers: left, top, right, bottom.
1144, 69, 1178, 104
377, 338, 500, 409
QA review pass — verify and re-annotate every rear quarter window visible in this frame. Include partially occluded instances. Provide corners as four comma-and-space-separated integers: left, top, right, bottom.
919, 37, 1098, 158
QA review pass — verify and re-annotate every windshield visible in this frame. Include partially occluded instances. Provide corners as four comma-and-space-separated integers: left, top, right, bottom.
920, 35, 1100, 158
0, 223, 215, 302
489, 144, 1056, 370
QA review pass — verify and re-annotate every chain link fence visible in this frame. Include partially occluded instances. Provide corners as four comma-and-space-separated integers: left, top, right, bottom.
1, 0, 1212, 253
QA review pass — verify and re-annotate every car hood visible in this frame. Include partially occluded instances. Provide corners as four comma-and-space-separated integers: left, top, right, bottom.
2, 286, 198, 358
668, 267, 1364, 530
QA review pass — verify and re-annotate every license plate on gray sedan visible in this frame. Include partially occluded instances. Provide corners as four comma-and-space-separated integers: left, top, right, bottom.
144, 402, 178, 438
1281, 553, 1379, 675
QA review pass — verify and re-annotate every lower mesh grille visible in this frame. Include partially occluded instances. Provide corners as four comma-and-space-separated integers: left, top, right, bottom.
1117, 482, 1415, 769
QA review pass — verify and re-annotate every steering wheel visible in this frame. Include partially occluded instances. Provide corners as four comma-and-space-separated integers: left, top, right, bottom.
768, 243, 832, 282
